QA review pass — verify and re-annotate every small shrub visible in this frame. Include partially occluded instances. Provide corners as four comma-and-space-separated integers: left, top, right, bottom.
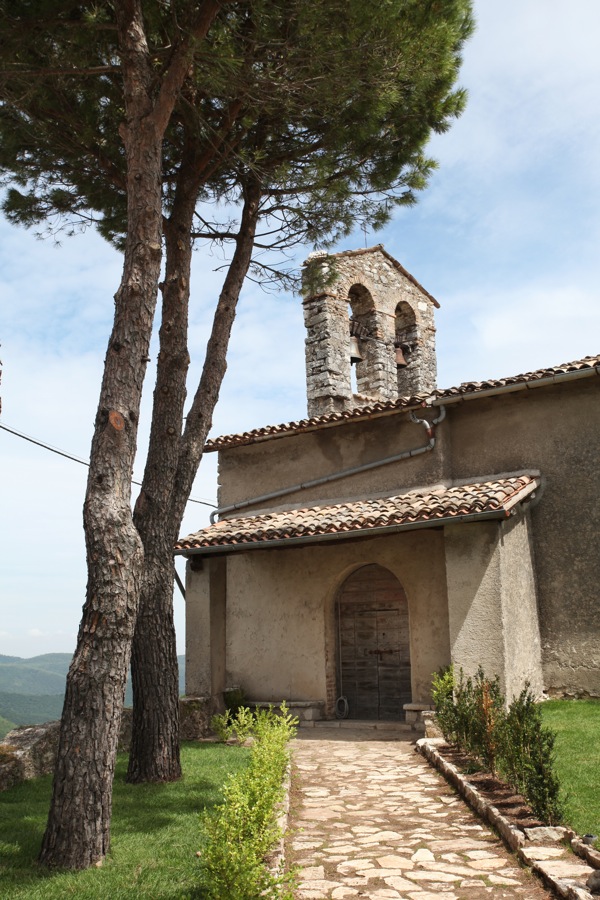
471, 669, 503, 774
430, 667, 564, 824
230, 706, 256, 743
211, 705, 260, 745
500, 687, 564, 824
453, 669, 478, 752
198, 703, 298, 899
211, 711, 234, 743
431, 665, 457, 742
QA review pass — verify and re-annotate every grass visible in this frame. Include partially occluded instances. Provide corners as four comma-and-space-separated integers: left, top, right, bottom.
0, 714, 16, 740
0, 742, 249, 899
541, 699, 600, 840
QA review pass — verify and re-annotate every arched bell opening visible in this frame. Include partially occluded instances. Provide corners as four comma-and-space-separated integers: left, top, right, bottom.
348, 283, 376, 397
395, 300, 418, 393
335, 564, 411, 720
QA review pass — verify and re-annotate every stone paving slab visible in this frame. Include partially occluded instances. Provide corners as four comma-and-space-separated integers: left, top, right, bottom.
287, 728, 555, 899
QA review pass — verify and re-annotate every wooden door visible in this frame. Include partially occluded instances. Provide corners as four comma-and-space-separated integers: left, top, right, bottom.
337, 565, 411, 720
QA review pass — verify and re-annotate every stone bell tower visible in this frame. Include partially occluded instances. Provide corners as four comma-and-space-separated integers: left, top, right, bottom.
302, 245, 438, 417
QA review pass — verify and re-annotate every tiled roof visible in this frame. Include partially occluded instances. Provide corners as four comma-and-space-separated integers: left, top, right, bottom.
175, 475, 539, 554
205, 393, 430, 451
204, 354, 600, 452
435, 354, 600, 399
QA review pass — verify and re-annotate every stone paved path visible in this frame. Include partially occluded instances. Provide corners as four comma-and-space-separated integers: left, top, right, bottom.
287, 727, 553, 899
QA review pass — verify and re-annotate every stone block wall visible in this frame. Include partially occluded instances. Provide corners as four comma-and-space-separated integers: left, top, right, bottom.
0, 697, 214, 793
302, 246, 437, 416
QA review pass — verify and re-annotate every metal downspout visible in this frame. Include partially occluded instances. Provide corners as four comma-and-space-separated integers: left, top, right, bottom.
209, 405, 446, 524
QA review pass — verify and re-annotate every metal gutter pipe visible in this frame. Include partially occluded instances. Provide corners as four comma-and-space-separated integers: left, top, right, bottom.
209, 406, 446, 524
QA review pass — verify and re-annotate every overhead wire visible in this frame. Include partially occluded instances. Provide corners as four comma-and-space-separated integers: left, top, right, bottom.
0, 421, 217, 508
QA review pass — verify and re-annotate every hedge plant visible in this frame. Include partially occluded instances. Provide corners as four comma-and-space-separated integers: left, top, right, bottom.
431, 666, 564, 824
197, 704, 298, 899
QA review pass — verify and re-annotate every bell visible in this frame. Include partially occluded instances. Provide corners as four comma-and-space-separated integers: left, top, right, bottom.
349, 336, 363, 364
395, 344, 408, 367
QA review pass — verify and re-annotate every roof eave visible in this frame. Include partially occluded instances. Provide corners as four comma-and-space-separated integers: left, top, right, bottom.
432, 364, 600, 407
204, 362, 600, 453
175, 505, 517, 558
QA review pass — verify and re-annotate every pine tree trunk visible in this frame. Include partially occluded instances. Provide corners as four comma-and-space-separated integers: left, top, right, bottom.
38, 128, 163, 867
38, 0, 223, 865
127, 176, 261, 781
127, 558, 182, 782
126, 172, 198, 783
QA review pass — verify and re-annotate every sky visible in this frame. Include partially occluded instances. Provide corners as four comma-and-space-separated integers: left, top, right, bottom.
1, 0, 599, 660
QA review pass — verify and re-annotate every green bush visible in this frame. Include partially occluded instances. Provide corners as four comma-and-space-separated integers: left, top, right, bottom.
470, 669, 503, 774
431, 668, 563, 824
431, 665, 457, 741
198, 704, 298, 899
500, 687, 563, 824
211, 705, 258, 745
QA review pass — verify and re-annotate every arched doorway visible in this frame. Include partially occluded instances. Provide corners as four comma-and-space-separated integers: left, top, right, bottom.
336, 564, 411, 720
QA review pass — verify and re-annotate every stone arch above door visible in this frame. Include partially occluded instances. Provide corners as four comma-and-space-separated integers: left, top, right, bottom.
335, 564, 411, 720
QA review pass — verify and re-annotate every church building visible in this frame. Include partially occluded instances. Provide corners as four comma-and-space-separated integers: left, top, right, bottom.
176, 246, 600, 723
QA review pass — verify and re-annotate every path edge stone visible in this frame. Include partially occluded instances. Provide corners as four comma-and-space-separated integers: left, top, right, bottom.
417, 738, 597, 900
268, 761, 292, 881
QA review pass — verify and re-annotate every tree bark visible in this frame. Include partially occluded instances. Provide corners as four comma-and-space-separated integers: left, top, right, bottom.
38, 0, 223, 867
126, 160, 199, 783
39, 76, 163, 876
127, 174, 262, 782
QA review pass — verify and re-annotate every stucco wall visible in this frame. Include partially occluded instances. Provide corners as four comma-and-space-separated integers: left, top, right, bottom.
445, 520, 505, 682
444, 514, 543, 699
217, 410, 450, 513
447, 379, 600, 696
498, 514, 544, 699
185, 530, 451, 712
208, 375, 599, 697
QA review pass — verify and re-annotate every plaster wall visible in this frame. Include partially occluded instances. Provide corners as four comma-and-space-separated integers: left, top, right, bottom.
185, 562, 211, 695
498, 514, 544, 700
186, 530, 451, 711
185, 558, 227, 700
217, 410, 450, 512
444, 515, 543, 700
447, 379, 600, 696
210, 376, 599, 696
445, 521, 505, 684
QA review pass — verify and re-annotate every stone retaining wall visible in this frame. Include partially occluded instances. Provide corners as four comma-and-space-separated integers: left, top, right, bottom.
0, 696, 214, 792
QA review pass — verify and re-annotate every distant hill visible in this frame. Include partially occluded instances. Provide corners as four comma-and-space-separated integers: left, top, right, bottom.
0, 654, 186, 729
0, 655, 69, 695
0, 692, 64, 726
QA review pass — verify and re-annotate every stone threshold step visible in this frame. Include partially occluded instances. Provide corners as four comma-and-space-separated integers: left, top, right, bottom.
301, 719, 424, 732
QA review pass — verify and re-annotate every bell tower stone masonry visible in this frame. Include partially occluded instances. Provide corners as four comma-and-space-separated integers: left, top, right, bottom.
302, 245, 438, 417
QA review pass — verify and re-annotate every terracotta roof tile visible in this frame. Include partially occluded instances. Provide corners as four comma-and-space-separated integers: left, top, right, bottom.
205, 393, 430, 451
175, 475, 539, 554
204, 354, 599, 452
435, 354, 600, 398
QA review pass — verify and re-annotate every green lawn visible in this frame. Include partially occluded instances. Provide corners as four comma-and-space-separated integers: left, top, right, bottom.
0, 742, 249, 899
541, 699, 600, 840
0, 715, 15, 740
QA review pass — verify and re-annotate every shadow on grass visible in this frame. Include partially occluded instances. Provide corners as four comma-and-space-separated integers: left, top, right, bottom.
0, 742, 249, 898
